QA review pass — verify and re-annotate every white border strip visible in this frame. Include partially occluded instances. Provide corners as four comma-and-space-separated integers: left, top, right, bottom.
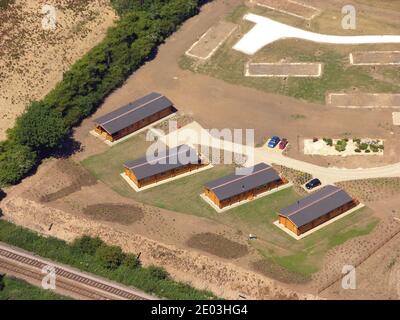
251, 0, 321, 20
186, 24, 238, 60
327, 93, 400, 108
273, 203, 365, 240
349, 51, 400, 66
245, 61, 323, 77
393, 112, 400, 125
200, 182, 293, 213
121, 164, 214, 192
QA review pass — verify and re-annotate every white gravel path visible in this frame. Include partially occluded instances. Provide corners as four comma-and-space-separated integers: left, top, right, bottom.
233, 14, 400, 55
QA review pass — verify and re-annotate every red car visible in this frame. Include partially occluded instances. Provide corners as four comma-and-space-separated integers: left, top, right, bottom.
279, 138, 288, 150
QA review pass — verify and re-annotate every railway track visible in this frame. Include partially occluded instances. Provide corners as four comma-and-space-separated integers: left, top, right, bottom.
0, 259, 110, 300
0, 244, 156, 300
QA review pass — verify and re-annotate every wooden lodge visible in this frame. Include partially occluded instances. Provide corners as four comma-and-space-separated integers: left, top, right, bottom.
278, 185, 359, 236
94, 92, 176, 142
124, 144, 204, 188
204, 163, 287, 209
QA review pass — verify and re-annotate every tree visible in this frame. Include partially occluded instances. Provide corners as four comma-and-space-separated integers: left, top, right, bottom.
0, 142, 37, 187
95, 244, 126, 269
71, 236, 104, 256
12, 102, 67, 150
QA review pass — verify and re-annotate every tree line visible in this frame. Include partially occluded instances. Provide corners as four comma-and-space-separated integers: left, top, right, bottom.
0, 0, 206, 186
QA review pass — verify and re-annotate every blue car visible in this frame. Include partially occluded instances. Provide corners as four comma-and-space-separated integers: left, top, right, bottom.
268, 136, 281, 148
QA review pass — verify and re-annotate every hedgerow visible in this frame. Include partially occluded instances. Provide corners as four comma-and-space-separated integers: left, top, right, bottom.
0, 220, 217, 300
0, 0, 205, 186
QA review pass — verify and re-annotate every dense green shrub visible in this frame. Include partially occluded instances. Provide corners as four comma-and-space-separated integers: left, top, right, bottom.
358, 143, 368, 150
71, 235, 104, 255
335, 139, 347, 152
0, 0, 205, 187
148, 265, 170, 280
124, 253, 141, 268
370, 144, 380, 153
10, 102, 67, 150
0, 142, 37, 186
323, 138, 333, 147
96, 244, 126, 269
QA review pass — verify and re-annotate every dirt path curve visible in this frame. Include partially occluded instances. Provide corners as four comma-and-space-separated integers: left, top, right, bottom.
159, 121, 400, 185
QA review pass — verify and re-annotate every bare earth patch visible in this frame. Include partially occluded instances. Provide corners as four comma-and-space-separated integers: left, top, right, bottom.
350, 51, 400, 65
38, 159, 97, 203
328, 93, 400, 108
0, 0, 116, 139
245, 62, 322, 77
82, 204, 144, 225
185, 20, 237, 60
337, 178, 400, 203
186, 232, 249, 259
251, 0, 320, 20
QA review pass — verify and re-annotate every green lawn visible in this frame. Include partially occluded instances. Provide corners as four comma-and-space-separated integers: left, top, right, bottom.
179, 4, 400, 103
0, 276, 69, 300
81, 134, 380, 280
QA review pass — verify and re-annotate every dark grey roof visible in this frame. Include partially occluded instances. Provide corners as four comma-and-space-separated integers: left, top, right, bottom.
94, 92, 174, 135
204, 163, 281, 201
124, 144, 200, 181
279, 185, 353, 228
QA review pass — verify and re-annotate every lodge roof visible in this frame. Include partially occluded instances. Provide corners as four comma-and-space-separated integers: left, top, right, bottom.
204, 163, 281, 201
279, 185, 354, 228
94, 92, 174, 135
124, 144, 201, 180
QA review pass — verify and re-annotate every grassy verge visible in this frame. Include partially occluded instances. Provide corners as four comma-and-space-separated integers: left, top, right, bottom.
0, 220, 217, 300
0, 276, 69, 300
179, 4, 400, 104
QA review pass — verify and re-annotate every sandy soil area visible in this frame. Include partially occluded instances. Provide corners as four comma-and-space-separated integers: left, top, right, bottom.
0, 0, 116, 140
350, 51, 400, 65
246, 62, 322, 77
328, 93, 400, 108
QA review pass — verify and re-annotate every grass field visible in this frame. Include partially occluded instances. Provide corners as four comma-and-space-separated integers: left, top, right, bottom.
82, 134, 380, 280
0, 276, 69, 300
180, 3, 400, 103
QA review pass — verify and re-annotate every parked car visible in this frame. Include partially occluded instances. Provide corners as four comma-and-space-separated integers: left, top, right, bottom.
279, 138, 288, 150
268, 136, 281, 148
305, 178, 322, 190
